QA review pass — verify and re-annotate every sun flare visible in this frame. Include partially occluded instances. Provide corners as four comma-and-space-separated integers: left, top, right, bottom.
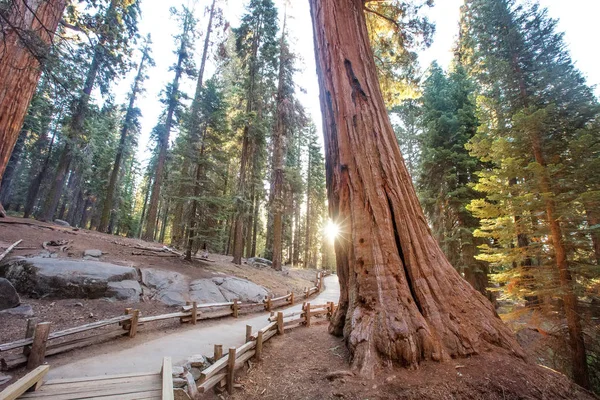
324, 220, 340, 243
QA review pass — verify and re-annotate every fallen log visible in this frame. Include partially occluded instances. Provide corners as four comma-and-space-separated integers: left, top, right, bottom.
0, 239, 22, 263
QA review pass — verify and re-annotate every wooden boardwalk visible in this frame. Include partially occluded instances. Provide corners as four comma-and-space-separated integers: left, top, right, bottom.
18, 372, 162, 400
1, 358, 174, 400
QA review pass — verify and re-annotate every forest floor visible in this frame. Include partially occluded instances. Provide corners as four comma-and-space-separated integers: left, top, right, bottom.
221, 323, 596, 400
0, 216, 317, 344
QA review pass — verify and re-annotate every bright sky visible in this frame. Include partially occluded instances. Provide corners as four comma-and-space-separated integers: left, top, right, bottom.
115, 0, 600, 168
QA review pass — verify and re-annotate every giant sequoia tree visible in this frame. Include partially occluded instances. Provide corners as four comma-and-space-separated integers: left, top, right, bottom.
309, 0, 523, 376
0, 0, 67, 217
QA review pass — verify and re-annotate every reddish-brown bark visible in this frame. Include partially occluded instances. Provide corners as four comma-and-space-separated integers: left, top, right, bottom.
269, 16, 288, 272
309, 0, 524, 376
530, 131, 590, 388
0, 0, 66, 217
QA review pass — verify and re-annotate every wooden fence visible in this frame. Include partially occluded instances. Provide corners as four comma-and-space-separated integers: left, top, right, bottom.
187, 301, 337, 398
0, 271, 331, 373
0, 301, 337, 400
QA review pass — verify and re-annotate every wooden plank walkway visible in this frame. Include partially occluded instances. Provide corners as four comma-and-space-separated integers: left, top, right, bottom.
16, 372, 162, 400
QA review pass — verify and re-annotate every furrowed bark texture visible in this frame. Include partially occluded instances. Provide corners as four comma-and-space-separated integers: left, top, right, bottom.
0, 0, 66, 217
309, 0, 523, 377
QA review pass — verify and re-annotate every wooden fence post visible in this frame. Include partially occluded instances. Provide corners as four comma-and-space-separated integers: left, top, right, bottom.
227, 347, 236, 394
122, 308, 132, 331
27, 322, 51, 370
214, 344, 223, 361
305, 303, 311, 327
290, 292, 294, 305
277, 312, 284, 335
23, 317, 37, 356
232, 299, 239, 318
191, 302, 198, 325
304, 287, 309, 299
265, 295, 272, 312
256, 331, 263, 361
129, 309, 139, 338
246, 325, 252, 343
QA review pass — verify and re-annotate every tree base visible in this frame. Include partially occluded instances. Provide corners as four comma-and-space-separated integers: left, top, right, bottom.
0, 203, 6, 218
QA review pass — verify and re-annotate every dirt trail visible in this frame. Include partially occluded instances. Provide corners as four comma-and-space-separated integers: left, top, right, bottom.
46, 275, 340, 379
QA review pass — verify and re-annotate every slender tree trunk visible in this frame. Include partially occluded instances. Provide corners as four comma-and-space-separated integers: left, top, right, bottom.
251, 195, 259, 258
232, 130, 251, 264
245, 186, 255, 258
143, 35, 187, 241
137, 177, 152, 238
309, 0, 523, 377
0, 127, 27, 207
173, 0, 217, 247
159, 198, 169, 243
185, 127, 208, 261
24, 117, 58, 218
292, 196, 300, 266
99, 47, 149, 232
305, 147, 312, 268
529, 130, 589, 388
269, 15, 288, 271
0, 0, 67, 217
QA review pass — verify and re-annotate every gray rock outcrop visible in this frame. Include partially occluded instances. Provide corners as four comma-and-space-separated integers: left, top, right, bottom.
0, 257, 138, 299
0, 278, 20, 310
189, 279, 227, 303
106, 280, 142, 301
141, 268, 189, 306
212, 276, 268, 303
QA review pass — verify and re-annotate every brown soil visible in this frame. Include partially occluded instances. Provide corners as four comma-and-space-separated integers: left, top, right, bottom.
219, 324, 595, 400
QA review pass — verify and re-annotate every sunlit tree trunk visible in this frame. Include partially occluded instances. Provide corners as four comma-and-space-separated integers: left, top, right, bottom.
309, 0, 523, 377
0, 0, 66, 217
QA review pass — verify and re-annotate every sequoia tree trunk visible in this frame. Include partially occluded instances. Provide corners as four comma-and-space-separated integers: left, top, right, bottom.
309, 0, 523, 377
269, 14, 288, 271
0, 0, 66, 217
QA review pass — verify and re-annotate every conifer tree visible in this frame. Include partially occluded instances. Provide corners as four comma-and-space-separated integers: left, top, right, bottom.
304, 124, 326, 269
418, 63, 487, 294
171, 0, 224, 247
460, 0, 599, 387
98, 35, 154, 232
184, 78, 230, 260
39, 0, 140, 222
143, 6, 197, 241
231, 0, 278, 264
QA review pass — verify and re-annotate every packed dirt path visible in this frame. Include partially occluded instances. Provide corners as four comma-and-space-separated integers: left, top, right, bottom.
46, 275, 340, 379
